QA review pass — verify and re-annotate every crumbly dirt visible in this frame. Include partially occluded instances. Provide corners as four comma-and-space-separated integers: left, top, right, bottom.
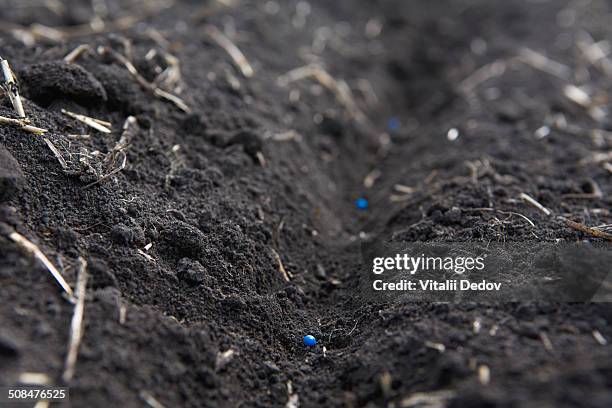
0, 1, 611, 407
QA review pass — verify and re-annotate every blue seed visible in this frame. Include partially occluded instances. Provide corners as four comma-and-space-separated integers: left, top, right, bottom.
303, 335, 317, 347
388, 117, 401, 131
355, 197, 369, 210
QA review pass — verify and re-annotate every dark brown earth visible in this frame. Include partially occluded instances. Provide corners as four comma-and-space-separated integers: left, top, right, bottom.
0, 0, 611, 407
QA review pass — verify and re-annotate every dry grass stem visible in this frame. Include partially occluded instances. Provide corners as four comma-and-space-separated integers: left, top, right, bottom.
97, 46, 191, 112
540, 332, 554, 352
33, 400, 50, 408
563, 85, 606, 121
478, 365, 491, 385
286, 381, 299, 408
279, 64, 366, 123
461, 59, 507, 92
140, 391, 167, 408
84, 151, 127, 189
519, 193, 551, 216
592, 330, 608, 345
576, 32, 612, 77
424, 340, 446, 353
0, 115, 48, 134
363, 169, 382, 188
204, 24, 254, 78
399, 390, 456, 408
18, 372, 51, 385
215, 349, 236, 371
62, 257, 88, 383
8, 231, 73, 298
64, 44, 92, 63
518, 48, 571, 79
465, 208, 536, 228
271, 248, 291, 281
1, 58, 26, 117
62, 109, 111, 133
563, 179, 603, 199
271, 130, 301, 142
44, 138, 68, 169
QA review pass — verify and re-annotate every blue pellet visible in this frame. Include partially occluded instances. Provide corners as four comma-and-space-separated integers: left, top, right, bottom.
303, 335, 317, 347
388, 117, 401, 131
356, 197, 369, 210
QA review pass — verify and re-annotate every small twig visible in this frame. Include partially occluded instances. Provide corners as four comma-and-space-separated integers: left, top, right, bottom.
8, 231, 73, 299
0, 115, 48, 134
62, 109, 111, 133
62, 257, 88, 383
564, 218, 612, 241
1, 58, 26, 117
519, 193, 551, 216
204, 24, 254, 78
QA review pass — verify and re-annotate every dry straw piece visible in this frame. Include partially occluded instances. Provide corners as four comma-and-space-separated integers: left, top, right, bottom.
1, 58, 25, 117
62, 258, 88, 383
204, 24, 254, 78
8, 231, 74, 299
0, 115, 47, 135
278, 64, 366, 123
61, 109, 112, 133
97, 46, 191, 113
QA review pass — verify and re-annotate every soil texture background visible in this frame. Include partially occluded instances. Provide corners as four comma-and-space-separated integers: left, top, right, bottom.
0, 0, 611, 407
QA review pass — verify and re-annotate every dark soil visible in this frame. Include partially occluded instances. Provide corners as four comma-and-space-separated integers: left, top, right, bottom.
1, 1, 611, 407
